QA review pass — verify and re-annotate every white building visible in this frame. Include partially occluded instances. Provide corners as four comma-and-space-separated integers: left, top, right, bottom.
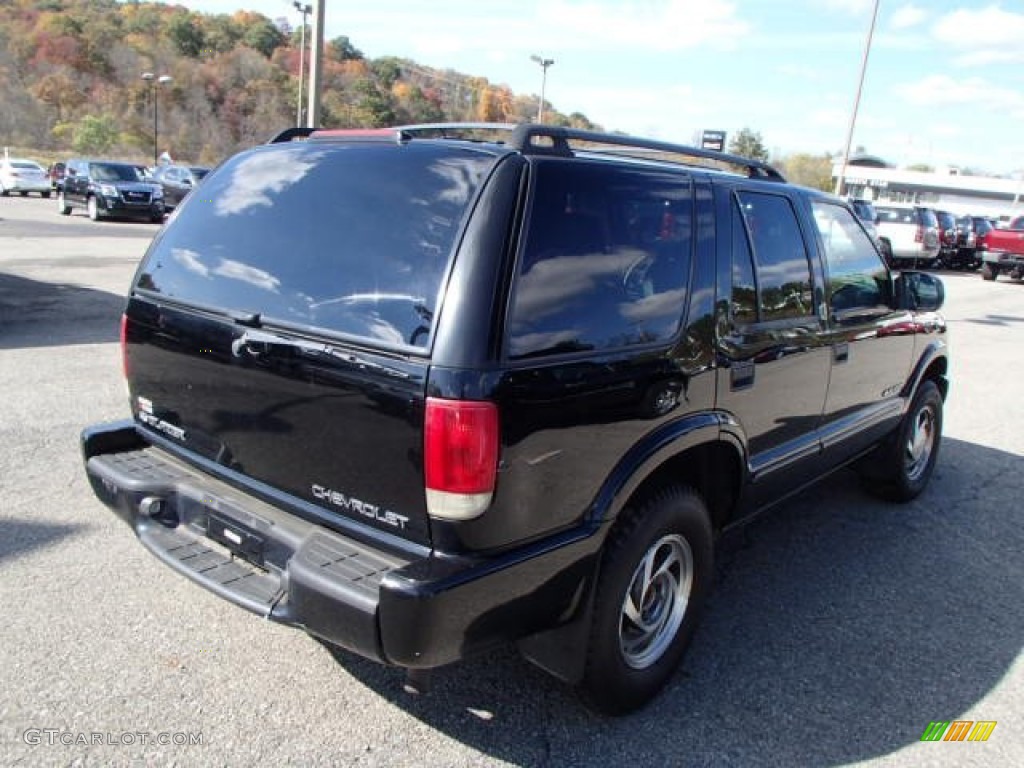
833, 156, 1024, 221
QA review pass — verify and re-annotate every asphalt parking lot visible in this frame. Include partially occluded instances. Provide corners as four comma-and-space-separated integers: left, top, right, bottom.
1, 194, 1021, 767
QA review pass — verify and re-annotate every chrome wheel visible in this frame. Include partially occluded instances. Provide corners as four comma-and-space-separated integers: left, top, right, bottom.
904, 404, 936, 483
619, 534, 692, 669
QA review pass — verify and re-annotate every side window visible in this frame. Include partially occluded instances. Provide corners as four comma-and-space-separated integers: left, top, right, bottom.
508, 161, 693, 359
811, 200, 889, 313
731, 202, 757, 326
733, 191, 814, 323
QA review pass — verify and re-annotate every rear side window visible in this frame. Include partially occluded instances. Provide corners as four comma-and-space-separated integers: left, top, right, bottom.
507, 160, 693, 359
732, 191, 814, 324
136, 142, 498, 350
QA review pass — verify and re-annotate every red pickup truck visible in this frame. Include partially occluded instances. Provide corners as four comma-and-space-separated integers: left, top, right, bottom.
980, 215, 1024, 281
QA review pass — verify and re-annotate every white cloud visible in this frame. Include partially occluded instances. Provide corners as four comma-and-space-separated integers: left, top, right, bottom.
892, 75, 1024, 117
933, 6, 1024, 49
890, 4, 926, 30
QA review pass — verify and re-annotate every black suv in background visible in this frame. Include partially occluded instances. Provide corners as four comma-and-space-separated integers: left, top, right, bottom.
152, 164, 211, 211
58, 159, 165, 222
81, 124, 948, 714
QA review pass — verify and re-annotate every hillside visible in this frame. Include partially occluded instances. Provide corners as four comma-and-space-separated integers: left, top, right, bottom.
0, 0, 599, 165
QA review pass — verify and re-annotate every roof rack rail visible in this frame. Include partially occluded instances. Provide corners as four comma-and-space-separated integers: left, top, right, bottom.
510, 125, 786, 181
393, 122, 786, 181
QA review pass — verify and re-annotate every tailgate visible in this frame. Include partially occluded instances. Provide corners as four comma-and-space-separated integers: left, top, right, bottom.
124, 298, 432, 545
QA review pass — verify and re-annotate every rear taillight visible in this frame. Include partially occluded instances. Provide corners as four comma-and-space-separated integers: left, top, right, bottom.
120, 313, 129, 379
914, 225, 924, 244
424, 397, 499, 520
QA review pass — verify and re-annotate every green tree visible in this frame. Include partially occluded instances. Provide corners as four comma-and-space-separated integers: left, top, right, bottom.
352, 79, 395, 126
327, 35, 363, 62
370, 57, 402, 89
242, 18, 284, 58
72, 114, 119, 154
167, 11, 205, 58
728, 127, 770, 162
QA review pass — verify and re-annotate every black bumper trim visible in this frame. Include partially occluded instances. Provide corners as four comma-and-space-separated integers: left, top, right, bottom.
82, 421, 605, 670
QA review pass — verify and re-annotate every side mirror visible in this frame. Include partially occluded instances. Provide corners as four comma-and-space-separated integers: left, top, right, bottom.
182, 178, 193, 187
897, 271, 945, 312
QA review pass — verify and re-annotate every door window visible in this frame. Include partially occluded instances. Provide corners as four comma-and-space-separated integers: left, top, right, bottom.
732, 192, 815, 324
811, 200, 890, 313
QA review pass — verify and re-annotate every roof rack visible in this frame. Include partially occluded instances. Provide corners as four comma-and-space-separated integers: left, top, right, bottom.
267, 123, 786, 181
396, 123, 786, 181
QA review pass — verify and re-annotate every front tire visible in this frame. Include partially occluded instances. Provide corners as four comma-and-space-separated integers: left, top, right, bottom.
981, 262, 997, 281
862, 380, 943, 502
578, 486, 713, 715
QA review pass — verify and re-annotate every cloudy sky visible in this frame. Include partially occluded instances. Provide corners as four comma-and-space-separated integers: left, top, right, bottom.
176, 1, 1024, 175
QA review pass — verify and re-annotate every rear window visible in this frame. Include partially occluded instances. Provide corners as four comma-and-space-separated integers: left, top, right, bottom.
876, 207, 916, 224
136, 141, 498, 350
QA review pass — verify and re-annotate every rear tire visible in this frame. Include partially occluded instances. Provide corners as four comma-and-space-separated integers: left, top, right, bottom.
981, 262, 997, 281
577, 485, 712, 715
42, 190, 51, 199
861, 380, 943, 502
87, 195, 100, 221
56, 190, 70, 215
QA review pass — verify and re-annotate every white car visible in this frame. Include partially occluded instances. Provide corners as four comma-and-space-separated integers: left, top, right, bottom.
874, 204, 940, 267
0, 158, 51, 198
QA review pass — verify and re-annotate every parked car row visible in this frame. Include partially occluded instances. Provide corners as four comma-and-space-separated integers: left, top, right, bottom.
852, 200, 1010, 275
41, 157, 212, 222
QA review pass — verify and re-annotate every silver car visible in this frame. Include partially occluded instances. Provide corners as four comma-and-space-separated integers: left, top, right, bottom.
875, 204, 940, 267
0, 158, 51, 198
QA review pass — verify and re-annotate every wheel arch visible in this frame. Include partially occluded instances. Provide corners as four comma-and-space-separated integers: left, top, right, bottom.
519, 413, 747, 683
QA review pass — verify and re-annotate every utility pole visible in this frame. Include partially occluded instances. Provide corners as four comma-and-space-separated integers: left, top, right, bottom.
306, 0, 325, 128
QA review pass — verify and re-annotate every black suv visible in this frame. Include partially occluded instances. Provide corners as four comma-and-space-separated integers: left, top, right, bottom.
81, 125, 949, 714
58, 159, 165, 222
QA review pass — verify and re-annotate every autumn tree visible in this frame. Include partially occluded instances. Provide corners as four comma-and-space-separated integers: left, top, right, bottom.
779, 153, 833, 191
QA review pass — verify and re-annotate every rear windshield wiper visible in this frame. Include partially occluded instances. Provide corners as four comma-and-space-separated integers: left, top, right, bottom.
231, 328, 410, 378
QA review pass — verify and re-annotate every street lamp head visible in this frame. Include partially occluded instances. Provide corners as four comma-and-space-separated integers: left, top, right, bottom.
530, 55, 554, 68
293, 2, 311, 12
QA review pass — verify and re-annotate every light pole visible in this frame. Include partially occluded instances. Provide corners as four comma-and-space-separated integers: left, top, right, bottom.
834, 0, 880, 196
141, 72, 173, 167
293, 2, 312, 127
530, 55, 554, 124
